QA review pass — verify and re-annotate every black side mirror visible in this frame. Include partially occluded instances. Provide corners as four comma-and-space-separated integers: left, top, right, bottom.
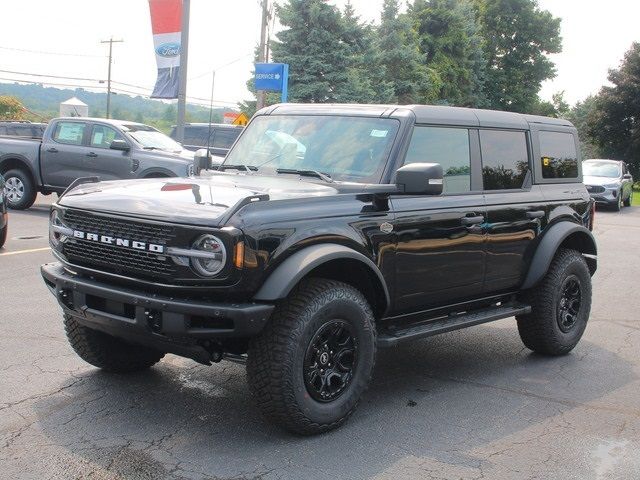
623, 173, 632, 180
396, 163, 443, 195
110, 139, 130, 151
194, 149, 211, 174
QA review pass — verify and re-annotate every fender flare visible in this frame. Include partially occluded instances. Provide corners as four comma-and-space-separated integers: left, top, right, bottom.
138, 167, 178, 178
253, 243, 390, 308
522, 222, 597, 290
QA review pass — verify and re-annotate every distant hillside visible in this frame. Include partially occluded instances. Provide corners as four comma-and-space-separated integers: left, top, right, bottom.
0, 82, 236, 133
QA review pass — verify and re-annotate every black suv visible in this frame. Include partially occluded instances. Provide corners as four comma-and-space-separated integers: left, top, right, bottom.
42, 104, 597, 435
170, 123, 243, 158
0, 121, 47, 139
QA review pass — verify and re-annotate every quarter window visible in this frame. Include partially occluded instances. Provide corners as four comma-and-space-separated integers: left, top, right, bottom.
480, 130, 529, 190
540, 131, 578, 179
404, 126, 471, 194
90, 125, 124, 148
53, 122, 86, 145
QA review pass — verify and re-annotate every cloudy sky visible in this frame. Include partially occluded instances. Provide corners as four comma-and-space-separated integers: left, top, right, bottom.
0, 0, 638, 109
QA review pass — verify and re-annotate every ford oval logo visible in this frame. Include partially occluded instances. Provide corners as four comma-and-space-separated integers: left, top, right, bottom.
156, 42, 181, 58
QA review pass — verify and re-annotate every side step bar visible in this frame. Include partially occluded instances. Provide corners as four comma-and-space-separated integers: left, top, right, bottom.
377, 303, 531, 348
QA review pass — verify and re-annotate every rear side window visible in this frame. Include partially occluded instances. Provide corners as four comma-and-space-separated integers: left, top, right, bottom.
404, 126, 471, 194
213, 129, 241, 149
540, 131, 578, 179
53, 122, 86, 145
480, 130, 529, 190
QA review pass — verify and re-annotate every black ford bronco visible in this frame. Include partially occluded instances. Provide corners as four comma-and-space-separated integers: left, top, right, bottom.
42, 104, 597, 435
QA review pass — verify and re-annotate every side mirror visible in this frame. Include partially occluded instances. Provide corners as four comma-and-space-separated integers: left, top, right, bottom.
623, 173, 632, 180
396, 163, 443, 195
110, 139, 130, 151
194, 149, 211, 173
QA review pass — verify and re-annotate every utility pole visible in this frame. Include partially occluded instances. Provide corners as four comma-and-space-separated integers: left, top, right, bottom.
256, 0, 269, 111
176, 0, 191, 143
100, 37, 123, 119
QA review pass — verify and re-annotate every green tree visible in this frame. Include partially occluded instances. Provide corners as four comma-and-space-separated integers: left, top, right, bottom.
374, 0, 430, 104
271, 0, 351, 102
474, 0, 561, 112
587, 43, 640, 176
566, 96, 599, 160
0, 95, 27, 120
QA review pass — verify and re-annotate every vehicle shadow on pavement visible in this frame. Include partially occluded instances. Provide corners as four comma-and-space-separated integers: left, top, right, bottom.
32, 323, 635, 479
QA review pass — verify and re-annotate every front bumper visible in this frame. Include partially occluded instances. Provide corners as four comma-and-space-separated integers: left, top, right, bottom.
41, 262, 274, 362
586, 187, 618, 205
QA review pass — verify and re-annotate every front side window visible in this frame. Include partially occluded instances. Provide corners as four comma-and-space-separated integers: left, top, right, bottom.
540, 131, 578, 179
480, 130, 529, 190
224, 115, 400, 183
53, 122, 86, 145
404, 126, 471, 194
90, 125, 124, 149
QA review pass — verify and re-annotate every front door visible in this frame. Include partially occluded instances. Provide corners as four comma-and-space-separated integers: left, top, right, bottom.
40, 120, 89, 188
84, 124, 134, 181
391, 125, 486, 314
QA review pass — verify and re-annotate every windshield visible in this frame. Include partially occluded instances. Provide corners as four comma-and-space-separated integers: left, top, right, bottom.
583, 161, 620, 178
123, 124, 183, 152
224, 115, 400, 183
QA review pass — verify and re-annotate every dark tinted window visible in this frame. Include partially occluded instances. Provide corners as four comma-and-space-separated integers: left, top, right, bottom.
540, 131, 578, 179
404, 126, 471, 194
480, 130, 529, 190
53, 122, 86, 145
212, 129, 241, 149
184, 126, 209, 146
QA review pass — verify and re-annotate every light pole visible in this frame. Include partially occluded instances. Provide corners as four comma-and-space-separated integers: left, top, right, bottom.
100, 37, 123, 119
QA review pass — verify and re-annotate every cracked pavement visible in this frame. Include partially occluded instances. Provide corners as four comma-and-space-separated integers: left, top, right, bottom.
1, 195, 639, 479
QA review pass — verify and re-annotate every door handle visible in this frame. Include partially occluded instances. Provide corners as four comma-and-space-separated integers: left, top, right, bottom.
526, 210, 545, 219
86, 152, 98, 158
461, 215, 484, 226
47, 147, 58, 153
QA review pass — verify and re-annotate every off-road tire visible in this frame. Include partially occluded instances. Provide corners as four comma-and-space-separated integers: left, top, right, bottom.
247, 278, 377, 435
4, 169, 37, 210
64, 314, 164, 372
516, 249, 592, 356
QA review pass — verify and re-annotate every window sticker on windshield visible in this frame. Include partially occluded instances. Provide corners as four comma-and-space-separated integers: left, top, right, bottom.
370, 129, 388, 138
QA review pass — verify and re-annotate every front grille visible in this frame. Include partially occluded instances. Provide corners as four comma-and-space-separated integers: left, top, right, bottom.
586, 185, 605, 194
61, 209, 178, 279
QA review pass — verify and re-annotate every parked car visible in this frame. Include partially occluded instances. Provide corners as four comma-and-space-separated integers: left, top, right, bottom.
0, 117, 196, 210
583, 159, 634, 211
42, 104, 596, 435
170, 123, 243, 158
0, 121, 47, 139
0, 175, 7, 248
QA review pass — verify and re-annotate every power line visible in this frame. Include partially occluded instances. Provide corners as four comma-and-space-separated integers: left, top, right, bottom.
0, 69, 104, 83
0, 45, 104, 58
0, 77, 106, 90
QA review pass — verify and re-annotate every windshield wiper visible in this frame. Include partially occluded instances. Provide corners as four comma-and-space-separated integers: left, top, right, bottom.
276, 168, 333, 183
217, 164, 258, 172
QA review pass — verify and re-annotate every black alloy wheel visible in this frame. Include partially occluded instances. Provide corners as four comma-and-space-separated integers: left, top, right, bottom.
304, 320, 358, 402
557, 275, 582, 333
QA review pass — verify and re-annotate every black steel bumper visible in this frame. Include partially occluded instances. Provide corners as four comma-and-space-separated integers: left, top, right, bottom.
41, 262, 274, 362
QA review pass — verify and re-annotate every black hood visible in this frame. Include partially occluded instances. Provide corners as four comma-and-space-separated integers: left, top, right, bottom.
58, 172, 345, 226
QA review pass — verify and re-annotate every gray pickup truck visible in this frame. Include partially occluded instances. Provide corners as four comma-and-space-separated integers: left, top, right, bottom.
0, 117, 196, 209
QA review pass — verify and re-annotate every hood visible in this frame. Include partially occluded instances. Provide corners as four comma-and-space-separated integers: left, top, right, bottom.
583, 175, 620, 186
136, 148, 195, 163
58, 172, 341, 226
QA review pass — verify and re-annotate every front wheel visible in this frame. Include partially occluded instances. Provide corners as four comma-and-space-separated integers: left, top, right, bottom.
516, 249, 592, 356
247, 278, 377, 435
0, 224, 6, 249
623, 189, 633, 207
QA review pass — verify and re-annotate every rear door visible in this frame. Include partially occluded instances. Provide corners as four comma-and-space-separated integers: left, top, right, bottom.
84, 124, 134, 181
40, 120, 89, 188
480, 129, 545, 293
391, 125, 487, 313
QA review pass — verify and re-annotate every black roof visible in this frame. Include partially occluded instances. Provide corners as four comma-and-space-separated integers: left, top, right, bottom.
263, 103, 574, 129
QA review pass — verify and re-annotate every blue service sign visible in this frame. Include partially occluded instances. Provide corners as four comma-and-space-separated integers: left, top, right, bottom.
255, 63, 288, 92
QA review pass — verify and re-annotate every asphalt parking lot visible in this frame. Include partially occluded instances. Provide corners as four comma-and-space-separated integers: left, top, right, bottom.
1, 195, 639, 480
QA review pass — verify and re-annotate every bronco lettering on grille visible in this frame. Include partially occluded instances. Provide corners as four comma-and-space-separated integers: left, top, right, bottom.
72, 230, 165, 253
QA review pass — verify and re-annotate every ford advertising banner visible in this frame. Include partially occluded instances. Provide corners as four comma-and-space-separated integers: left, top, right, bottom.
148, 0, 182, 99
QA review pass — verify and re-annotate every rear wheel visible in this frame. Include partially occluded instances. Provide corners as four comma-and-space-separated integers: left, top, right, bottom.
4, 169, 37, 210
64, 315, 164, 372
516, 249, 592, 356
247, 278, 377, 435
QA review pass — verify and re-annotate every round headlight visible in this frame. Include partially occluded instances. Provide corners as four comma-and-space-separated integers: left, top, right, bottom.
190, 234, 226, 277
49, 210, 64, 249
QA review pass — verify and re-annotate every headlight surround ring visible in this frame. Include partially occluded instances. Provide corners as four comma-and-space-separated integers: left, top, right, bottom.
190, 234, 226, 277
